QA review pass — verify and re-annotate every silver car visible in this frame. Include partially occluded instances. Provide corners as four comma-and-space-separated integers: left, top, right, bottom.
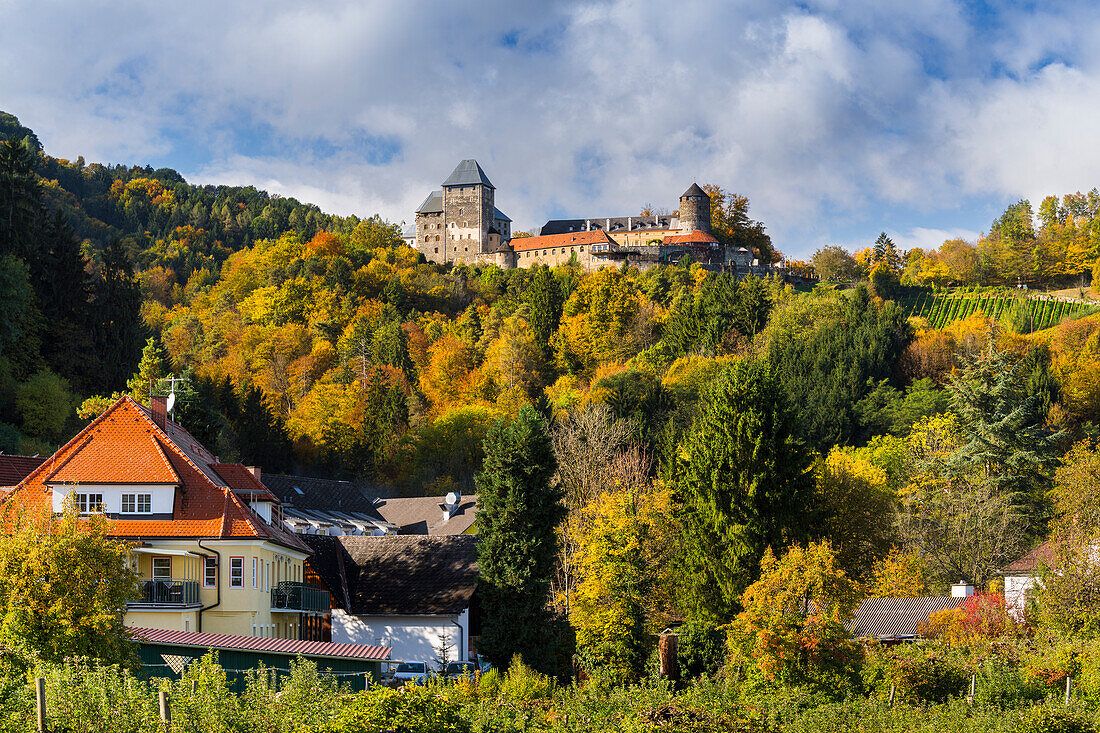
392, 661, 432, 685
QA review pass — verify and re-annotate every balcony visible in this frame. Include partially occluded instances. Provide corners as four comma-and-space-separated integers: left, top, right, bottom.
271, 581, 330, 613
132, 578, 201, 606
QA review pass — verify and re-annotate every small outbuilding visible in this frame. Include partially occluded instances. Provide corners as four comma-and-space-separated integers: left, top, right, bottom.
133, 626, 390, 691
303, 535, 479, 664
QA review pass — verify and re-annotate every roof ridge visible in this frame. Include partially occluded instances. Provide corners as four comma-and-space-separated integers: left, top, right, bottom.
2, 395, 141, 503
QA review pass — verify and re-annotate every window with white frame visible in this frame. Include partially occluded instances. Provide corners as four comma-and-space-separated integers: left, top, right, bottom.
252, 557, 258, 589
151, 557, 171, 581
204, 556, 217, 587
230, 557, 243, 588
121, 493, 152, 513
75, 493, 103, 514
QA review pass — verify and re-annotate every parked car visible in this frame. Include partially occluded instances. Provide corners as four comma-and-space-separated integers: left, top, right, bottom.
444, 661, 478, 681
476, 655, 493, 674
392, 661, 432, 685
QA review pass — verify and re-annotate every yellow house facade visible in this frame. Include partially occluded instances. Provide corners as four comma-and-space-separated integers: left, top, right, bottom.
4, 395, 329, 641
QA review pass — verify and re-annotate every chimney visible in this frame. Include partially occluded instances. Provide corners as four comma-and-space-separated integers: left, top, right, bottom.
247, 466, 262, 480
585, 219, 590, 230
151, 395, 168, 430
606, 218, 611, 230
951, 581, 975, 598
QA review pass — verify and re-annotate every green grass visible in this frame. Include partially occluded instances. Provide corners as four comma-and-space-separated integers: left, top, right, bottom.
898, 290, 1100, 331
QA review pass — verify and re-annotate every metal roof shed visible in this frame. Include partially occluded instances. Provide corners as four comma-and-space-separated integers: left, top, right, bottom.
133, 627, 390, 691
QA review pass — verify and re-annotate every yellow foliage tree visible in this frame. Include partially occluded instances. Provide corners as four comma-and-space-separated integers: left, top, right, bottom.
570, 480, 676, 683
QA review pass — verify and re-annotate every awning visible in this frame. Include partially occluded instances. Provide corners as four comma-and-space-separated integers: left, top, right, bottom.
130, 547, 200, 557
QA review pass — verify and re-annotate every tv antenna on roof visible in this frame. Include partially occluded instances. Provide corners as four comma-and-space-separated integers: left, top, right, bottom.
158, 375, 187, 417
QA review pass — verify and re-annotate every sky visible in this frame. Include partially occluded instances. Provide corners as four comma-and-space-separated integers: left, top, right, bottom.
3, 0, 1100, 260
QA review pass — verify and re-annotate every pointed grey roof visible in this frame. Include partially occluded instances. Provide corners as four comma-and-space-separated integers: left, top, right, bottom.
493, 207, 511, 222
442, 159, 494, 189
416, 190, 443, 214
682, 182, 708, 199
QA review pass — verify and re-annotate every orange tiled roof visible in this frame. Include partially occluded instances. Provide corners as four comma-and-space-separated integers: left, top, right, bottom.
2, 396, 309, 553
511, 230, 614, 252
213, 463, 280, 503
662, 230, 719, 245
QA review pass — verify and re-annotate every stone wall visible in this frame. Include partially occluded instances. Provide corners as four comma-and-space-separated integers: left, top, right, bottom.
415, 211, 446, 264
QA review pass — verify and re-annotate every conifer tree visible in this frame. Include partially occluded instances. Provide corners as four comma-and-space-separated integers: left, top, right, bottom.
94, 239, 142, 393
127, 336, 167, 404
946, 331, 1065, 524
524, 265, 564, 367
673, 359, 816, 622
475, 405, 565, 674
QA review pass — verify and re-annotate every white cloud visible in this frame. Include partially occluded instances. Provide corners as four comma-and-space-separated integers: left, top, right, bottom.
3, 0, 1100, 258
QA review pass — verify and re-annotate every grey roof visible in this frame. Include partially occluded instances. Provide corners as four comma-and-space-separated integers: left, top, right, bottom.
849, 597, 965, 639
493, 207, 511, 222
261, 472, 382, 517
540, 216, 676, 236
442, 159, 494, 189
303, 535, 478, 615
416, 190, 443, 214
401, 224, 416, 238
681, 182, 708, 199
374, 494, 478, 535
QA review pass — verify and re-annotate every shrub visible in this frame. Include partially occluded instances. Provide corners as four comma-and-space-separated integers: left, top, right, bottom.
677, 619, 725, 680
974, 659, 1046, 706
889, 648, 967, 703
498, 656, 554, 701
1018, 705, 1095, 733
325, 685, 470, 733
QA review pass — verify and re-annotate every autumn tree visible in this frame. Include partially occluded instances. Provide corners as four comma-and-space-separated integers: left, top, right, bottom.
127, 336, 168, 404
0, 499, 138, 665
476, 406, 566, 674
811, 245, 859, 282
814, 448, 897, 582
700, 185, 777, 264
571, 466, 675, 683
727, 542, 863, 693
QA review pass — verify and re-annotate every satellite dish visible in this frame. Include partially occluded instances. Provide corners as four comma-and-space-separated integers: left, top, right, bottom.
166, 392, 176, 413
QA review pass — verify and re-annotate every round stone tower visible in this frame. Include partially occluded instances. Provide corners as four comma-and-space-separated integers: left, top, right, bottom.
679, 183, 711, 233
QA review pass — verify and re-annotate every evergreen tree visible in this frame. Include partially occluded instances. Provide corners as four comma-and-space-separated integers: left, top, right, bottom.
946, 332, 1065, 523
475, 405, 565, 674
37, 211, 93, 391
672, 359, 817, 622
525, 265, 564, 370
127, 336, 168, 404
93, 240, 142, 394
233, 385, 294, 473
767, 285, 911, 450
0, 137, 42, 260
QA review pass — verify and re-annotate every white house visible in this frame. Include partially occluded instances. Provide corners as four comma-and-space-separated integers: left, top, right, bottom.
1001, 541, 1058, 615
303, 535, 478, 665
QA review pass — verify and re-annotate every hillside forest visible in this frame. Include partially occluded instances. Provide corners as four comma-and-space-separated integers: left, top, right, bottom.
11, 110, 1100, 697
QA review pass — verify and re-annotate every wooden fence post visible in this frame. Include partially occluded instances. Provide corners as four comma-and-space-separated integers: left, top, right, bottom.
888, 684, 895, 707
159, 689, 171, 728
658, 631, 679, 683
35, 677, 46, 733
1066, 676, 1073, 706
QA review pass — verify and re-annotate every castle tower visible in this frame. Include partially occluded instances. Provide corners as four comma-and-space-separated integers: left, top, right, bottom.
679, 183, 711, 233
442, 159, 495, 261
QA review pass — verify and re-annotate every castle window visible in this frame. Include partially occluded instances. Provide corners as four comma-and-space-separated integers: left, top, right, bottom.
458, 209, 463, 215
434, 247, 439, 253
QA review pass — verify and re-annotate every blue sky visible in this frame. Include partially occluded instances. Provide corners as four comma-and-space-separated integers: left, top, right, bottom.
3, 0, 1100, 259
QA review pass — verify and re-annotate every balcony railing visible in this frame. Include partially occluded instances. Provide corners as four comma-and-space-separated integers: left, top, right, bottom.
271, 581, 330, 613
133, 578, 201, 606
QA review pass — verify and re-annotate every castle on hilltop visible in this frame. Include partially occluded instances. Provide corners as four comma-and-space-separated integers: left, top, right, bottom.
409, 160, 764, 273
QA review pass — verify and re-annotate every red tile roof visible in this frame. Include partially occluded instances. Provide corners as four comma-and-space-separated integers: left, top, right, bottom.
511, 230, 615, 252
131, 626, 390, 661
2, 396, 309, 553
662, 230, 719, 245
213, 463, 280, 503
0, 455, 45, 487
1001, 541, 1056, 574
